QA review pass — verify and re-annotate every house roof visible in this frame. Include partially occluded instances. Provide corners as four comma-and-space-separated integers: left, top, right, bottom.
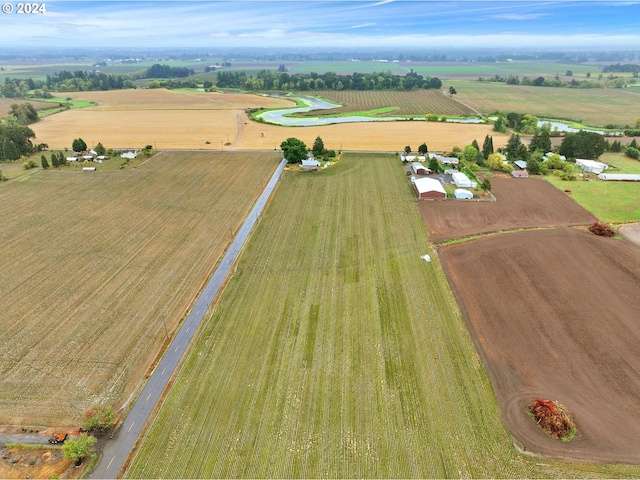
514, 160, 527, 169
414, 177, 446, 195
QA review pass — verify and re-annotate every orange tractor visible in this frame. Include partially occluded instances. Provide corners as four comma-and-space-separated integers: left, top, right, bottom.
48, 433, 68, 444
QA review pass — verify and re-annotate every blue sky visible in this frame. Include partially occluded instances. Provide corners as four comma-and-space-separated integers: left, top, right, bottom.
2, 1, 640, 50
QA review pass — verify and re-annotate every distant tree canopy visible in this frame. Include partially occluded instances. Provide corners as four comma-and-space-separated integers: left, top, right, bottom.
216, 69, 442, 91
9, 103, 39, 125
2, 71, 134, 96
144, 63, 195, 79
72, 138, 87, 153
558, 131, 607, 159
0, 119, 36, 159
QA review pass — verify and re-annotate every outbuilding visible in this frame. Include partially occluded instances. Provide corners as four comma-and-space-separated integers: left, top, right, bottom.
512, 170, 529, 178
301, 158, 321, 171
411, 162, 429, 175
513, 160, 527, 170
413, 177, 446, 200
598, 173, 640, 181
451, 171, 476, 188
453, 188, 474, 199
576, 159, 608, 174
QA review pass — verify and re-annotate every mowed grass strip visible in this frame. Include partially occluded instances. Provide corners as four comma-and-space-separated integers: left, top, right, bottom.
448, 79, 640, 127
128, 154, 639, 478
0, 152, 280, 426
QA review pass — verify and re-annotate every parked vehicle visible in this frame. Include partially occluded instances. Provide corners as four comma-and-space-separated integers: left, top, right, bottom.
48, 433, 68, 444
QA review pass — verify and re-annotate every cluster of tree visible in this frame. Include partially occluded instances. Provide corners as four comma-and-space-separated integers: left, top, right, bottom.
216, 69, 442, 91
602, 63, 640, 75
8, 103, 39, 125
280, 137, 308, 163
477, 74, 629, 89
0, 119, 36, 160
144, 63, 195, 79
1, 71, 133, 97
311, 136, 336, 160
147, 78, 200, 89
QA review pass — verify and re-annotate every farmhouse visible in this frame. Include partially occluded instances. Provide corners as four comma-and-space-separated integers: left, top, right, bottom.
413, 177, 446, 200
454, 188, 474, 199
412, 162, 429, 175
301, 158, 321, 171
452, 171, 477, 188
121, 150, 138, 159
598, 173, 640, 181
429, 153, 460, 166
512, 170, 529, 178
576, 159, 608, 174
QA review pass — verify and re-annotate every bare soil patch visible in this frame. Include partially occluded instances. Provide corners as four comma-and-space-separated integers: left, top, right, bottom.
619, 222, 640, 247
0, 446, 77, 480
419, 177, 597, 242
438, 228, 640, 464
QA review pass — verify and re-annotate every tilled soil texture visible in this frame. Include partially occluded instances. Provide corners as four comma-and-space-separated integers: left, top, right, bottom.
438, 227, 640, 464
419, 177, 597, 242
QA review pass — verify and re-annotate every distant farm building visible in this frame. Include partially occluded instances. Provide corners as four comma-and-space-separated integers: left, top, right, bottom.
120, 150, 138, 159
83, 167, 96, 171
453, 188, 474, 199
301, 158, 321, 171
513, 160, 527, 170
451, 172, 477, 188
576, 159, 608, 174
429, 153, 459, 166
598, 173, 640, 181
512, 170, 529, 178
413, 177, 446, 200
411, 162, 429, 175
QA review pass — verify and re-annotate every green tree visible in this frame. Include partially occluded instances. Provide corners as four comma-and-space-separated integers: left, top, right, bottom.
418, 142, 428, 154
480, 178, 492, 192
462, 145, 479, 162
527, 156, 542, 175
520, 114, 539, 134
528, 130, 551, 153
311, 136, 324, 157
62, 434, 97, 463
428, 156, 442, 173
9, 103, 39, 124
626, 147, 640, 160
558, 131, 606, 159
3, 138, 21, 161
505, 133, 523, 161
95, 142, 106, 156
487, 153, 504, 171
482, 135, 494, 158
404, 145, 411, 155
72, 138, 87, 153
41, 154, 49, 169
492, 115, 507, 133
83, 404, 116, 432
448, 86, 457, 95
280, 137, 308, 163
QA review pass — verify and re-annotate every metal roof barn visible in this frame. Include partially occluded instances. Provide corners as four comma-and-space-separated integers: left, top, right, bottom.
414, 177, 446, 200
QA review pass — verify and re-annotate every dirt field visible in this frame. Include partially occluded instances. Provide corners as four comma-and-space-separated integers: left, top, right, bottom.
619, 222, 640, 247
0, 151, 280, 427
419, 177, 597, 242
438, 228, 640, 464
30, 88, 508, 152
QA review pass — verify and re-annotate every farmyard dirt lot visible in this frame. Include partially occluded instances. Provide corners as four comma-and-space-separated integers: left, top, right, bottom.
438, 228, 640, 464
419, 177, 597, 242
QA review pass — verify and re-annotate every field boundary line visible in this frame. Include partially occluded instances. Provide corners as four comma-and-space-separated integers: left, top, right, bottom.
90, 157, 287, 480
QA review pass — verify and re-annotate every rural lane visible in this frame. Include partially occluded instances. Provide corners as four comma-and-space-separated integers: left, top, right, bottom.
90, 158, 287, 479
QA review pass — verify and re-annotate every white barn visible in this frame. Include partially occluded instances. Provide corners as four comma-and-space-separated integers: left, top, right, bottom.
576, 159, 608, 174
454, 188, 473, 199
452, 171, 477, 188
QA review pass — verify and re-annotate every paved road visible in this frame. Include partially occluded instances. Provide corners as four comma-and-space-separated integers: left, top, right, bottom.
90, 158, 287, 479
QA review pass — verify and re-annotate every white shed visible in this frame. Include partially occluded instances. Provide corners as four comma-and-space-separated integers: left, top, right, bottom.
454, 188, 474, 199
411, 162, 429, 175
452, 171, 476, 188
576, 159, 608, 174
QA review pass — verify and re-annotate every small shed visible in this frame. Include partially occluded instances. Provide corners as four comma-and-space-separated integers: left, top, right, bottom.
598, 173, 640, 181
414, 177, 446, 200
512, 170, 529, 178
411, 162, 429, 175
454, 188, 473, 199
452, 171, 476, 188
121, 150, 138, 159
301, 159, 321, 171
513, 160, 527, 170
83, 167, 96, 172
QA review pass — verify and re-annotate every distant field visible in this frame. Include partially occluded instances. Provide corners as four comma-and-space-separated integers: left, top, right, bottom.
127, 153, 640, 478
304, 89, 475, 116
0, 151, 281, 426
0, 97, 54, 117
447, 79, 640, 127
409, 61, 600, 77
288, 60, 408, 74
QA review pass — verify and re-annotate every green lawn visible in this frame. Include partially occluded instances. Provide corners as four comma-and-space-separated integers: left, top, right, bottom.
127, 154, 640, 478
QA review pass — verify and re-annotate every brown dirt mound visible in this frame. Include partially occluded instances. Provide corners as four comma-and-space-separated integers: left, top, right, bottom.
419, 177, 597, 241
529, 399, 576, 440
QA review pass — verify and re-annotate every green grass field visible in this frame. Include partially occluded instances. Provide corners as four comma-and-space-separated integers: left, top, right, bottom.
127, 154, 640, 478
447, 79, 640, 128
409, 61, 599, 77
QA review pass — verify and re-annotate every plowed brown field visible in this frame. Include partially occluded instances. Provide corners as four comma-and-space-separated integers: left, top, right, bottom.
419, 177, 597, 242
30, 88, 508, 152
438, 228, 640, 464
0, 151, 280, 426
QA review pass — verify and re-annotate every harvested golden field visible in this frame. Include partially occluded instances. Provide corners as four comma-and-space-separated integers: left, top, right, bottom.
0, 97, 52, 117
0, 151, 281, 427
30, 88, 507, 151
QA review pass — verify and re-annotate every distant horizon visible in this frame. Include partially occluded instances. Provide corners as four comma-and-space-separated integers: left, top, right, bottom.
1, 1, 640, 51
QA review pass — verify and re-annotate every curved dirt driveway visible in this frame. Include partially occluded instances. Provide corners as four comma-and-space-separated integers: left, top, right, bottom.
619, 222, 640, 247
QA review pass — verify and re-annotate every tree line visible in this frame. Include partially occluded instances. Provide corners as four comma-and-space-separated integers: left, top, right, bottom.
1, 71, 134, 97
216, 69, 443, 91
